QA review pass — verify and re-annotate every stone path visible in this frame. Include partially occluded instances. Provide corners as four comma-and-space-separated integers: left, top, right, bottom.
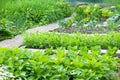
0, 23, 59, 48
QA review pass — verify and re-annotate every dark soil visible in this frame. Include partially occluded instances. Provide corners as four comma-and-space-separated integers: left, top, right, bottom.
50, 26, 120, 34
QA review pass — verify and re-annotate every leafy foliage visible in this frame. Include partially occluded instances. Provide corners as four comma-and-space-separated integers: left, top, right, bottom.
59, 4, 119, 29
0, 47, 119, 80
23, 32, 120, 49
0, 65, 15, 80
0, 18, 14, 40
0, 0, 72, 40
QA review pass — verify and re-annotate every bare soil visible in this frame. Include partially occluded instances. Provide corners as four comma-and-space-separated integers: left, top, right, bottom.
51, 26, 120, 34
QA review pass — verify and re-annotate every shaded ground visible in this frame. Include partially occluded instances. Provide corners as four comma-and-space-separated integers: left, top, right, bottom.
51, 26, 120, 34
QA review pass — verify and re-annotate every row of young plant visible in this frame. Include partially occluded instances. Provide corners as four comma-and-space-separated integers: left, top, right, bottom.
0, 47, 119, 80
59, 4, 120, 30
0, 0, 72, 40
23, 32, 120, 49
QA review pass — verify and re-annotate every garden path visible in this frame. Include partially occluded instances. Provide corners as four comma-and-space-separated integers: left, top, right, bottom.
0, 23, 59, 48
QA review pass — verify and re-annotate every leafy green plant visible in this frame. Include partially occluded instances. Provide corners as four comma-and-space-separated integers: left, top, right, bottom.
101, 8, 112, 18
0, 18, 14, 40
106, 14, 120, 30
0, 65, 15, 80
59, 4, 119, 30
23, 32, 120, 49
0, 47, 119, 79
0, 0, 72, 40
59, 18, 75, 28
0, 18, 14, 33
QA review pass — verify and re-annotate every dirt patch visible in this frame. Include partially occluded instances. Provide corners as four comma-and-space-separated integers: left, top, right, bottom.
51, 26, 120, 34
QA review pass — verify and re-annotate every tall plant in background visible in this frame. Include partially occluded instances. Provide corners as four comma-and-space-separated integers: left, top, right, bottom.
0, 0, 72, 40
103, 0, 120, 12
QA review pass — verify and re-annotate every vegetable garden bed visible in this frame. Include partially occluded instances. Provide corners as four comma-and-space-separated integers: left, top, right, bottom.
51, 4, 120, 34
23, 32, 120, 49
0, 1, 120, 80
52, 26, 120, 34
0, 47, 120, 79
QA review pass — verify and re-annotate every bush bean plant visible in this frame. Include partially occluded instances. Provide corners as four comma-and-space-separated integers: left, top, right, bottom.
23, 32, 120, 49
0, 47, 119, 80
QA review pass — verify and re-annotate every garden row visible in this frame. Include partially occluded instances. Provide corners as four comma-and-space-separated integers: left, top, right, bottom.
23, 32, 120, 49
56, 4, 120, 33
0, 0, 72, 40
0, 47, 119, 80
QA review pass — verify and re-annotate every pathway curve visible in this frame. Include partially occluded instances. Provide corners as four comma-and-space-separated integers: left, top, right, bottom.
0, 23, 59, 48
